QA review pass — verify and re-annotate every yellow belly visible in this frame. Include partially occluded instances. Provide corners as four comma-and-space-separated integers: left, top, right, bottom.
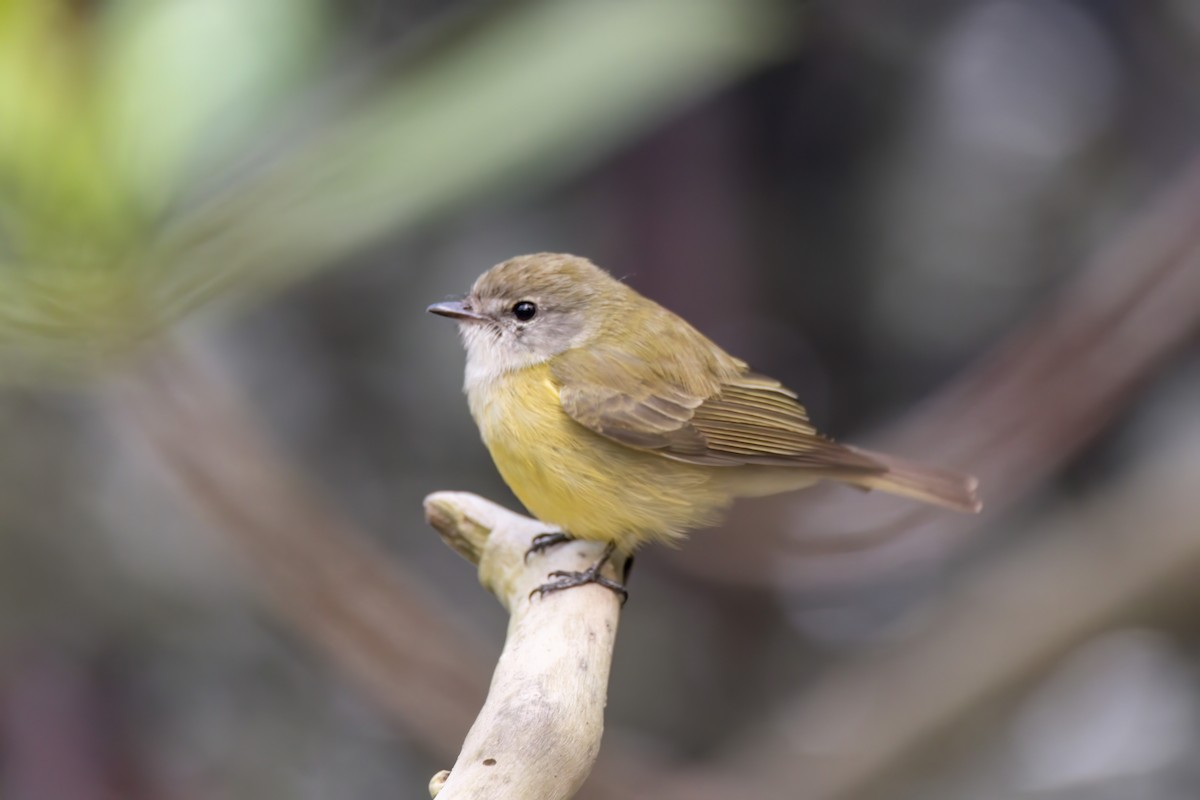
467, 363, 730, 551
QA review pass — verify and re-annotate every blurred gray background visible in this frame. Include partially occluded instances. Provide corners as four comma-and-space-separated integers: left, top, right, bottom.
1, 0, 1199, 798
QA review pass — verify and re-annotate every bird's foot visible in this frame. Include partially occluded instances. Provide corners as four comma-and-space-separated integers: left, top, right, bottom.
524, 531, 575, 563
530, 542, 628, 604
532, 568, 628, 605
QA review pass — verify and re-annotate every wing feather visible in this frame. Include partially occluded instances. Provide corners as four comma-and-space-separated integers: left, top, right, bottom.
552, 341, 883, 474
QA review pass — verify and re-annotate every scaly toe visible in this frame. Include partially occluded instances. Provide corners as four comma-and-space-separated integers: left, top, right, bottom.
524, 532, 575, 563
530, 567, 628, 605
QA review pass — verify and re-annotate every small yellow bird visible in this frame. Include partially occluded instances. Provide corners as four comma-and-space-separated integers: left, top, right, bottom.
430, 253, 980, 598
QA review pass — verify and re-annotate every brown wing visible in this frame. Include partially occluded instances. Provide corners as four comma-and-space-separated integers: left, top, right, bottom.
552, 344, 883, 473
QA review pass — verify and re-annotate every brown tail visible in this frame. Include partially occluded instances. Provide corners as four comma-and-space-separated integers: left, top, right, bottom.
844, 446, 982, 513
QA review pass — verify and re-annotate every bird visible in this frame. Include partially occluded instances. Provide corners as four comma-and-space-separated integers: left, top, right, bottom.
429, 253, 980, 599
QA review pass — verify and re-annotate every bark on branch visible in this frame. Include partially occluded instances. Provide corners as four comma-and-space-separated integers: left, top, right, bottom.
424, 492, 626, 800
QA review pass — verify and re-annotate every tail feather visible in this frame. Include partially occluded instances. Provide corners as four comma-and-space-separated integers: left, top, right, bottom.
844, 446, 982, 513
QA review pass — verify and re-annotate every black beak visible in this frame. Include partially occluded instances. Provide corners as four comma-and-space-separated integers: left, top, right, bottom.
427, 300, 488, 322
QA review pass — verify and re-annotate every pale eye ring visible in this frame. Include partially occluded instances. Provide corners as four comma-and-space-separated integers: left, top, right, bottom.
512, 301, 537, 321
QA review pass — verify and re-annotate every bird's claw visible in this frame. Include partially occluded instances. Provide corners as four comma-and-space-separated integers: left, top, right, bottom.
530, 567, 628, 605
529, 542, 628, 604
524, 531, 574, 563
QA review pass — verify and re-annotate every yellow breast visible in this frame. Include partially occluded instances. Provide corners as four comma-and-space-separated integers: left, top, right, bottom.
466, 362, 729, 551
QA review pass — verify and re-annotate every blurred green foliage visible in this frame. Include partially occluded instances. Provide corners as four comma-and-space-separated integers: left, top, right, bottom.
0, 0, 322, 373
0, 0, 788, 380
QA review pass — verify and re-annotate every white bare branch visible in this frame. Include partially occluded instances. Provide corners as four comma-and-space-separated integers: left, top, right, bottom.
424, 492, 626, 800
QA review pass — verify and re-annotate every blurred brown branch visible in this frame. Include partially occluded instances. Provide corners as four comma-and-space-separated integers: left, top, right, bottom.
115, 347, 493, 760
679, 153, 1200, 587
646, 152, 1200, 798
655, 407, 1200, 800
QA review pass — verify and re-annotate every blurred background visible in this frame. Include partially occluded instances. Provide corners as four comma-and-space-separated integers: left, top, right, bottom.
1, 0, 1199, 798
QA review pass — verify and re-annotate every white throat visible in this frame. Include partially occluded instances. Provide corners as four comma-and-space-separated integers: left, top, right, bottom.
460, 323, 549, 393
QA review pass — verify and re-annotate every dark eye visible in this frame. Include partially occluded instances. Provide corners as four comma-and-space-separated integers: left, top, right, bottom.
512, 301, 537, 321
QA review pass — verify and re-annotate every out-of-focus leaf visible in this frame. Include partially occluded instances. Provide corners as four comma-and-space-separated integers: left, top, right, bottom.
0, 1, 135, 249
0, 0, 791, 381
148, 0, 793, 317
0, 0, 328, 381
0, 0, 148, 378
98, 0, 324, 211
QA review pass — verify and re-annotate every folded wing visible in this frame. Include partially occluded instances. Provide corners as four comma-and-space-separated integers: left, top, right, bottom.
552, 344, 883, 474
